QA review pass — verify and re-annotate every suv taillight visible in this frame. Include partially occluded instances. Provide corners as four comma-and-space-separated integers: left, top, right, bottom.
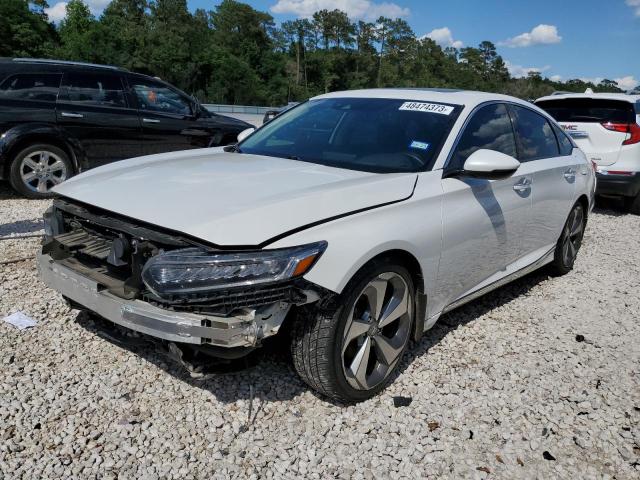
601, 122, 640, 145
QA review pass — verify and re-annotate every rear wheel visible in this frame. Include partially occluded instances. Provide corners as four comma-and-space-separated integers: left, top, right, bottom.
9, 144, 72, 199
291, 260, 414, 403
551, 202, 586, 275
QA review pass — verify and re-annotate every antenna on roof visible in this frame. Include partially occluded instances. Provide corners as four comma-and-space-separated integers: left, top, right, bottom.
585, 88, 594, 94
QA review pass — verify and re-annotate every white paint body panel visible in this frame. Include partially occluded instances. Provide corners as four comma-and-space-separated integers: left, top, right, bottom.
53, 149, 417, 246
53, 88, 596, 332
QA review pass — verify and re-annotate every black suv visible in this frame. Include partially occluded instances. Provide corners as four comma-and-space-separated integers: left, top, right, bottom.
0, 58, 253, 198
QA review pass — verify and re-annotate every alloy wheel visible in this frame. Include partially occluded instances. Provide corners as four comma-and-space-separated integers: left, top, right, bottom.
20, 150, 68, 194
562, 205, 584, 266
341, 272, 412, 391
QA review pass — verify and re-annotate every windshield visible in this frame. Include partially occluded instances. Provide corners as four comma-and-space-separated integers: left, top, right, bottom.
239, 97, 462, 173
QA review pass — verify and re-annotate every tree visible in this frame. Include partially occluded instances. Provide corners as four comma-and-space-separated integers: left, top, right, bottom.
99, 0, 150, 72
2, 3, 615, 106
57, 0, 102, 62
0, 0, 58, 58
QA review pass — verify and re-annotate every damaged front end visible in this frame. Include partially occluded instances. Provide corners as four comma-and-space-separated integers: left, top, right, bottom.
38, 198, 329, 356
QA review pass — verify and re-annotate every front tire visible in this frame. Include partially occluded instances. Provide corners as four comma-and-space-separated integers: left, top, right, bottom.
9, 144, 72, 199
291, 260, 414, 403
550, 202, 586, 275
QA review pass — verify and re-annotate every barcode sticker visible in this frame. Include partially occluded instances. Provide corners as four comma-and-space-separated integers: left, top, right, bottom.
399, 102, 454, 115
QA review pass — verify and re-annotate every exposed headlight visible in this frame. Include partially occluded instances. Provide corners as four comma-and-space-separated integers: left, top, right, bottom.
141, 241, 327, 298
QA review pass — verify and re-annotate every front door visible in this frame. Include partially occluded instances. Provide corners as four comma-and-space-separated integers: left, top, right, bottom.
127, 76, 220, 155
436, 103, 532, 308
56, 71, 141, 169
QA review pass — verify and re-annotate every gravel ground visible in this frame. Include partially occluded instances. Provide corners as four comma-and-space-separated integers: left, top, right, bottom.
1, 181, 639, 479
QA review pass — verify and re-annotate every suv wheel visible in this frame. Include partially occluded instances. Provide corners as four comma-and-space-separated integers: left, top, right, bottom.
551, 202, 585, 275
9, 144, 72, 199
291, 260, 414, 403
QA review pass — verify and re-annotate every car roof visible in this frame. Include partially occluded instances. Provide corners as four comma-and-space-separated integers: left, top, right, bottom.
312, 88, 536, 110
0, 57, 126, 72
535, 92, 640, 104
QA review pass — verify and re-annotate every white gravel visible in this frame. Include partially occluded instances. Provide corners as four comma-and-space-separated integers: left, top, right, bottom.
1, 181, 639, 479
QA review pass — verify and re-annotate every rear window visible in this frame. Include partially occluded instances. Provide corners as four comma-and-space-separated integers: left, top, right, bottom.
0, 73, 62, 102
60, 72, 127, 108
536, 98, 634, 124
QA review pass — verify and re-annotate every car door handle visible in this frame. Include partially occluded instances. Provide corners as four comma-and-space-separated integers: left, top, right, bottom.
142, 118, 160, 124
564, 168, 576, 179
60, 112, 84, 118
512, 178, 532, 192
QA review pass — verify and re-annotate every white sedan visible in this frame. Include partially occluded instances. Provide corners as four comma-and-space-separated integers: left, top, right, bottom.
38, 89, 595, 402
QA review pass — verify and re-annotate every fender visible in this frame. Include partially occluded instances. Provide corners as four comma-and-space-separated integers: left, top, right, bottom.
0, 123, 86, 177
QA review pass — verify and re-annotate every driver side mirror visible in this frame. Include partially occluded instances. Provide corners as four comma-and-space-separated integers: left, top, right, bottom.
237, 127, 255, 143
462, 149, 520, 179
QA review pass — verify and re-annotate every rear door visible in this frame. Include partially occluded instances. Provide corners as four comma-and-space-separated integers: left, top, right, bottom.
0, 72, 62, 134
56, 71, 141, 168
508, 104, 577, 255
536, 98, 635, 166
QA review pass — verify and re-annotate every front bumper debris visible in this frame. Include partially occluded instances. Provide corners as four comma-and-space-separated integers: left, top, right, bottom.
37, 252, 291, 348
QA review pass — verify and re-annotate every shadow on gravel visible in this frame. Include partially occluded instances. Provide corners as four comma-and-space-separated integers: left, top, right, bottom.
74, 312, 307, 404
73, 268, 550, 406
0, 182, 21, 200
592, 196, 629, 217
0, 218, 43, 236
389, 268, 550, 389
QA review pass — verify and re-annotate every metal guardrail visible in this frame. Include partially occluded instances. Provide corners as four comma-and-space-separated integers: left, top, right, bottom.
203, 104, 276, 115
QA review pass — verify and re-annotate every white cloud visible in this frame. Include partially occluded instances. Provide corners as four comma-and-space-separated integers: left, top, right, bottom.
270, 0, 410, 21
45, 2, 68, 22
45, 0, 111, 22
550, 75, 563, 82
505, 60, 551, 78
627, 0, 640, 17
500, 24, 562, 48
578, 76, 639, 90
614, 75, 639, 91
421, 27, 463, 49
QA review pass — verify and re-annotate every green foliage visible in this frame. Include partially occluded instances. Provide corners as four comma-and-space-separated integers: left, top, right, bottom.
0, 0, 57, 58
3, 0, 628, 105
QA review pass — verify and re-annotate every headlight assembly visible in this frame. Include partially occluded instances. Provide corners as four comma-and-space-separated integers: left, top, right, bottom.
141, 241, 327, 298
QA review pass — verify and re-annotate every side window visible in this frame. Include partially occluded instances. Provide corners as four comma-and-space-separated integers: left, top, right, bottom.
0, 74, 62, 102
510, 105, 559, 161
449, 103, 517, 170
129, 78, 191, 116
61, 72, 127, 108
552, 123, 574, 156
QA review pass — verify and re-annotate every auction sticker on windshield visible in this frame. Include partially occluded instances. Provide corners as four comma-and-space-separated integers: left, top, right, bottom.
399, 102, 454, 115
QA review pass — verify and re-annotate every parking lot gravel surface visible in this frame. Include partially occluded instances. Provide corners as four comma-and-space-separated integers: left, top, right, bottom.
1, 182, 639, 479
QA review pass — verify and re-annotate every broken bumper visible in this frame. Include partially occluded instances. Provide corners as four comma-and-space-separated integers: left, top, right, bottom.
37, 252, 290, 348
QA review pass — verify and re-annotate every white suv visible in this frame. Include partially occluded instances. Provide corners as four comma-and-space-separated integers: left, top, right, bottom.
39, 89, 595, 402
536, 92, 640, 213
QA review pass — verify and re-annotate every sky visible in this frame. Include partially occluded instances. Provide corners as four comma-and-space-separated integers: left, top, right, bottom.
45, 0, 640, 90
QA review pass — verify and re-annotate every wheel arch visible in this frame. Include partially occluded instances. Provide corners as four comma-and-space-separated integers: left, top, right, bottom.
3, 130, 79, 178
336, 248, 427, 342
575, 194, 589, 220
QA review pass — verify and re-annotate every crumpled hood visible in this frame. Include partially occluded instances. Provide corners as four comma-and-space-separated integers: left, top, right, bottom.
54, 149, 417, 246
